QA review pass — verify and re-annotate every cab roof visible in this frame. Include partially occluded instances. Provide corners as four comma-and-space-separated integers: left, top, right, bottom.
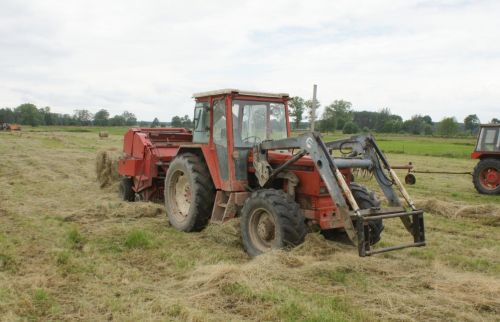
192, 88, 289, 99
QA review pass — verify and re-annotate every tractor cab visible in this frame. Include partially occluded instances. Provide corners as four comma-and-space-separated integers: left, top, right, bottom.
471, 124, 500, 194
472, 124, 500, 158
192, 89, 291, 191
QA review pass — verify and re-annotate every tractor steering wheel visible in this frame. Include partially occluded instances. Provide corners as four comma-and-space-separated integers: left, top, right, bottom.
242, 136, 262, 145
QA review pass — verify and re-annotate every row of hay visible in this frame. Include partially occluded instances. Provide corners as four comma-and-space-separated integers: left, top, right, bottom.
415, 198, 500, 226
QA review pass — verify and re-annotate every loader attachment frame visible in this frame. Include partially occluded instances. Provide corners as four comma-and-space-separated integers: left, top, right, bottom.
253, 132, 426, 257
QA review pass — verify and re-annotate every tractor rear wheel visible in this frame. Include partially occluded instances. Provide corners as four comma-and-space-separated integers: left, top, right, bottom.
119, 177, 135, 201
350, 183, 384, 245
473, 158, 500, 195
164, 153, 215, 232
240, 189, 306, 257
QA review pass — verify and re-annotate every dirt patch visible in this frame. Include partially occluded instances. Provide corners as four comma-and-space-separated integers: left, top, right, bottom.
95, 149, 121, 188
415, 199, 500, 226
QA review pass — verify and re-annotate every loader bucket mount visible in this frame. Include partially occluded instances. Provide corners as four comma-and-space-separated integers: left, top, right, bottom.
253, 132, 426, 257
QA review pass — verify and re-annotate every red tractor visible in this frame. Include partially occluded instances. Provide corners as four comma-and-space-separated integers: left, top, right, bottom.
117, 89, 425, 257
471, 124, 500, 194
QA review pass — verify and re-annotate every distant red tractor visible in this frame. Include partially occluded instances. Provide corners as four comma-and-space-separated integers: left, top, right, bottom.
117, 89, 425, 257
471, 124, 500, 194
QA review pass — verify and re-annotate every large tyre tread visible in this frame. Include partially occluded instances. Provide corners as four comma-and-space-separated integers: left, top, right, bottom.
165, 152, 215, 232
349, 182, 384, 245
241, 189, 306, 256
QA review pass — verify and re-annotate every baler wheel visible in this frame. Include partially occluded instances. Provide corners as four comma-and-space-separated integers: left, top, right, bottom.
240, 189, 306, 257
119, 177, 135, 202
349, 183, 384, 245
164, 153, 215, 232
473, 158, 500, 195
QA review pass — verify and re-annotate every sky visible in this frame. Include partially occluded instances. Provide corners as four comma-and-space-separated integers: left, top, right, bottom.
0, 0, 499, 123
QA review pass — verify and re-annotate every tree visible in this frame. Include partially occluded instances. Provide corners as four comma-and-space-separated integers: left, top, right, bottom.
16, 103, 43, 126
491, 118, 500, 124
323, 100, 352, 130
403, 115, 426, 135
151, 117, 160, 127
40, 106, 54, 125
464, 114, 480, 135
374, 107, 391, 132
171, 116, 182, 127
437, 117, 459, 137
180, 115, 192, 128
289, 96, 305, 130
0, 108, 16, 123
423, 124, 433, 135
353, 111, 378, 130
343, 121, 359, 134
109, 115, 126, 126
94, 109, 110, 126
318, 113, 337, 133
74, 109, 93, 126
122, 111, 137, 126
422, 115, 433, 125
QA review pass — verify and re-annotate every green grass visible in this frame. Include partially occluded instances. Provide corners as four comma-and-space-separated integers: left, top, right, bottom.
321, 133, 475, 159
67, 228, 86, 250
25, 125, 131, 135
124, 229, 154, 249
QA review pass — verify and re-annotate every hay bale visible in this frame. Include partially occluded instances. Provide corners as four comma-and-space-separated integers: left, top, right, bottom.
96, 150, 121, 188
99, 131, 109, 138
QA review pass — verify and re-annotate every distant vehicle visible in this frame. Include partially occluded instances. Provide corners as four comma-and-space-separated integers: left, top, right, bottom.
471, 124, 500, 194
1, 123, 21, 131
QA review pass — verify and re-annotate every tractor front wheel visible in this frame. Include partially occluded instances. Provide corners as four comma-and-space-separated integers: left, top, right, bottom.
350, 183, 384, 245
473, 158, 500, 195
240, 189, 306, 257
164, 153, 215, 231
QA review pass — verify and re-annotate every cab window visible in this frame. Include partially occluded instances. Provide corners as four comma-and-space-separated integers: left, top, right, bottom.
192, 102, 209, 143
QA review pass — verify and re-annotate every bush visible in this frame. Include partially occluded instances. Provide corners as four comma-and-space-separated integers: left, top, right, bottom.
342, 122, 359, 134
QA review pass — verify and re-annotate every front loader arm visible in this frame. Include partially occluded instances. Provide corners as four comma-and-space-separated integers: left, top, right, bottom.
253, 132, 425, 256
255, 132, 367, 248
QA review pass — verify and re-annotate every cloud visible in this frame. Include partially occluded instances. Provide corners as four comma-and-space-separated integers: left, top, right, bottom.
0, 0, 499, 123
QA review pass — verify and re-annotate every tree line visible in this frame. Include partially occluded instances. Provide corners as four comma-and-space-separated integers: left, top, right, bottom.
2, 102, 498, 137
289, 96, 499, 136
0, 104, 137, 126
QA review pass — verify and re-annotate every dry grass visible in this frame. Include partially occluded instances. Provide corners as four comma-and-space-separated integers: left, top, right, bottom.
415, 199, 500, 227
0, 130, 499, 321
95, 149, 121, 188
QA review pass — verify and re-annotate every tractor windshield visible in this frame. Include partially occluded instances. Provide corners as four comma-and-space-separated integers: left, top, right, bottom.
232, 100, 287, 147
476, 126, 500, 152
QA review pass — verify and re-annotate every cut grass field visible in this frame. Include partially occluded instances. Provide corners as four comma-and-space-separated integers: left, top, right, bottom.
0, 128, 499, 321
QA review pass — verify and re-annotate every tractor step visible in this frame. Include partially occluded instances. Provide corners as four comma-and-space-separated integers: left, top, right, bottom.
355, 209, 425, 257
210, 191, 249, 224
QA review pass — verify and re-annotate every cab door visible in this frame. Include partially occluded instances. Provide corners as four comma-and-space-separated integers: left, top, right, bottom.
211, 97, 230, 186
